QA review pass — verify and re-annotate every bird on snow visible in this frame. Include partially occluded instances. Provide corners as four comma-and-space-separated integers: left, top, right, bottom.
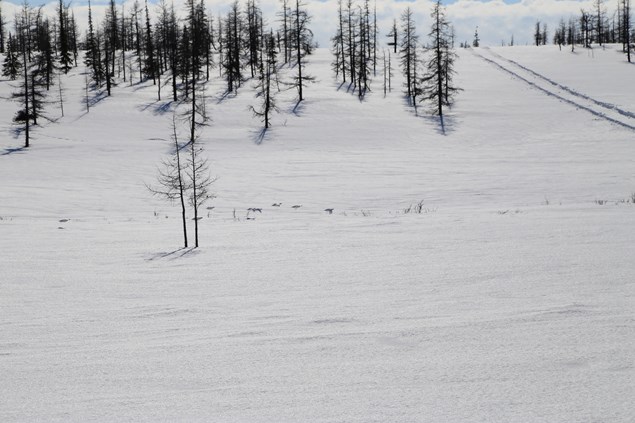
291, 205, 302, 209
272, 203, 282, 207
324, 208, 334, 214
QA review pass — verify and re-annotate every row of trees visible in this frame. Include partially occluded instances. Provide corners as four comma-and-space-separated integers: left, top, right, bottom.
330, 0, 378, 99
81, 0, 312, 100
331, 0, 458, 128
1, 0, 316, 147
1, 0, 79, 147
1, 0, 316, 246
535, 0, 632, 62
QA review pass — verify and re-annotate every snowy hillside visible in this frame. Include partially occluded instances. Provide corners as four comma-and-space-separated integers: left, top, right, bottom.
1, 45, 634, 422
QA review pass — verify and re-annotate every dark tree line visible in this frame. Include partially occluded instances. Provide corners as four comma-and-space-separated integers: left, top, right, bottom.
541, 1, 632, 61
2, 1, 79, 147
38, 0, 314, 108
331, 1, 458, 126
331, 0, 378, 99
78, 0, 313, 108
2, 0, 316, 147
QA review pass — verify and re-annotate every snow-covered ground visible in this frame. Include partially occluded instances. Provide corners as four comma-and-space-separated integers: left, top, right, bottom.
1, 46, 634, 422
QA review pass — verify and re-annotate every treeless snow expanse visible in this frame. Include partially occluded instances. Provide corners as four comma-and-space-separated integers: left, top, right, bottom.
1, 46, 634, 422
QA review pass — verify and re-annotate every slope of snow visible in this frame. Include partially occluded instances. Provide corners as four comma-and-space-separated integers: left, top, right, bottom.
1, 47, 634, 422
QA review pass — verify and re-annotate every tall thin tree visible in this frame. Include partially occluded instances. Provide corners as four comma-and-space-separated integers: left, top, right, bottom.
421, 0, 459, 130
148, 115, 190, 249
622, 0, 631, 61
292, 0, 314, 102
399, 6, 418, 103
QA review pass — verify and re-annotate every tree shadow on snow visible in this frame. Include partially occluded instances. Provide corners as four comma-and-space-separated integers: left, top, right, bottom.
1, 146, 28, 156
402, 96, 426, 123
332, 80, 355, 94
7, 125, 37, 147
70, 88, 108, 121
84, 89, 108, 110
334, 80, 347, 91
138, 100, 177, 116
252, 127, 269, 145
290, 99, 306, 116
401, 94, 416, 112
400, 95, 458, 136
131, 80, 157, 92
145, 247, 199, 261
421, 114, 458, 136
215, 90, 238, 104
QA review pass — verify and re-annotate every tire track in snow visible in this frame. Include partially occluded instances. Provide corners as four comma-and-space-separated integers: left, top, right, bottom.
485, 48, 635, 121
471, 48, 635, 132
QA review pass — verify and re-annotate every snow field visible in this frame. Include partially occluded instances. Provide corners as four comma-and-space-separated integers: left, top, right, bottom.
1, 47, 634, 421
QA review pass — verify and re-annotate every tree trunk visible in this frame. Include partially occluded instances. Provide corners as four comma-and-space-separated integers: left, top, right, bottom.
23, 45, 29, 148
172, 121, 188, 248
190, 142, 199, 248
295, 0, 303, 101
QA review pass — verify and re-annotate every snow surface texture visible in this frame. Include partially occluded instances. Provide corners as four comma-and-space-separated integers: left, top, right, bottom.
1, 46, 635, 422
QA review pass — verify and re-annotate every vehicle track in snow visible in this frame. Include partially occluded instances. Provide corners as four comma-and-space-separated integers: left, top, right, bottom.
471, 48, 635, 131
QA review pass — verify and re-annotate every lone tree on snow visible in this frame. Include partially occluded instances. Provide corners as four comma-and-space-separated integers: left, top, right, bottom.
148, 116, 215, 249
148, 116, 191, 248
472, 26, 479, 47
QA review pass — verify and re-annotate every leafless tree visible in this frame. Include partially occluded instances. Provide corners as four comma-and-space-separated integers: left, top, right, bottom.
147, 116, 191, 248
186, 131, 215, 248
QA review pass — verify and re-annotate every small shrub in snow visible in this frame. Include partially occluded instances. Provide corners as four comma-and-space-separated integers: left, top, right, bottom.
403, 200, 434, 214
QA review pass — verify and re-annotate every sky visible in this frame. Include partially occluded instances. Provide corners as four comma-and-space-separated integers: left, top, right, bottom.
1, 0, 605, 48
